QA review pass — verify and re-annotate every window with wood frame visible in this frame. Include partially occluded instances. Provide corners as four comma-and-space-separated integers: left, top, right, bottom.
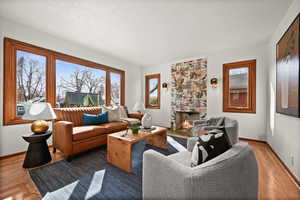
223, 59, 256, 113
3, 38, 125, 125
145, 74, 160, 109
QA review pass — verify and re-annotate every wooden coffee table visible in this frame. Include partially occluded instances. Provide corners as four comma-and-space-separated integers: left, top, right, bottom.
107, 126, 167, 173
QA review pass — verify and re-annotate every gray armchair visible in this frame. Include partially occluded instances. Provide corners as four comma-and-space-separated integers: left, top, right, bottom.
192, 117, 239, 145
143, 136, 258, 200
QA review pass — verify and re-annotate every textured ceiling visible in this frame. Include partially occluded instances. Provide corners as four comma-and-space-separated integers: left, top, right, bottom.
0, 0, 293, 67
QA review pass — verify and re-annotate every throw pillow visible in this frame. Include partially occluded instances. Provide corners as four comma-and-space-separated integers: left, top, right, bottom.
216, 117, 225, 126
83, 112, 109, 125
191, 127, 231, 167
208, 117, 219, 126
119, 106, 128, 118
102, 106, 120, 122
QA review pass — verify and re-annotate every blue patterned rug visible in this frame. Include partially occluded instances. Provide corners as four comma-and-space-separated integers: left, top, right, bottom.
29, 136, 187, 200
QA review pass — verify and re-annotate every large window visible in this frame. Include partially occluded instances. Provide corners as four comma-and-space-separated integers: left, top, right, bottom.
16, 50, 46, 116
223, 59, 256, 113
145, 74, 160, 109
110, 72, 121, 105
56, 60, 106, 107
4, 38, 125, 125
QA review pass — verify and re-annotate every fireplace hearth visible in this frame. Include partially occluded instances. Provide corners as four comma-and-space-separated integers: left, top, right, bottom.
175, 111, 200, 133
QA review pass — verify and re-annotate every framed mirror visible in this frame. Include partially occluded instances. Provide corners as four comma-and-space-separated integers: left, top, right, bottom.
223, 60, 256, 113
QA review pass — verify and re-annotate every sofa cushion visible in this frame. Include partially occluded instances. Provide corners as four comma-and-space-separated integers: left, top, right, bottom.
73, 125, 107, 141
100, 121, 128, 133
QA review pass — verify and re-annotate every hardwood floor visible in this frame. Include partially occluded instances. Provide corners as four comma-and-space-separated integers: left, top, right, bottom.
0, 137, 299, 200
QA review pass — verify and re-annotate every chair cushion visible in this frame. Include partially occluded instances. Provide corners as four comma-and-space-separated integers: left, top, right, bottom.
100, 121, 128, 133
168, 151, 192, 167
73, 125, 107, 141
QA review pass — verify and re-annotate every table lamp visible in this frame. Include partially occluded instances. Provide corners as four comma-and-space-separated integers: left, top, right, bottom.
133, 101, 145, 113
22, 102, 57, 134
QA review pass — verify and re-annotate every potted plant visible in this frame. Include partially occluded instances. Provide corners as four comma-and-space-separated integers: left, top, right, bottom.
129, 125, 140, 134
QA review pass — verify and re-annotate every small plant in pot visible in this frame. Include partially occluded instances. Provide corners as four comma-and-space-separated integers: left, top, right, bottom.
129, 125, 140, 134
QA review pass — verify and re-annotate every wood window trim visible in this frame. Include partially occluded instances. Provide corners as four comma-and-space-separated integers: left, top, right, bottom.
223, 59, 256, 113
3, 37, 125, 125
145, 74, 161, 109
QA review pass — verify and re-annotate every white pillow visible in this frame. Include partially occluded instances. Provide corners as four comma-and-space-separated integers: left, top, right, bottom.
102, 106, 120, 122
119, 106, 128, 118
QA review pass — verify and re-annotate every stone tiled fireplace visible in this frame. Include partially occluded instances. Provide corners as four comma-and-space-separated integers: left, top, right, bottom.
170, 58, 207, 132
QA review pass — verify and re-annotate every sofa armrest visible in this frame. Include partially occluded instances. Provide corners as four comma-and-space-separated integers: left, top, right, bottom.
143, 150, 190, 199
53, 121, 73, 156
187, 137, 198, 152
128, 113, 143, 120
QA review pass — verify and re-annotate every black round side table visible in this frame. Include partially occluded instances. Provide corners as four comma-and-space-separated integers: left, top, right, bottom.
22, 131, 52, 168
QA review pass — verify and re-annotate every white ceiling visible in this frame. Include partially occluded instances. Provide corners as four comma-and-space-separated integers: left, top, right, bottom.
0, 0, 293, 67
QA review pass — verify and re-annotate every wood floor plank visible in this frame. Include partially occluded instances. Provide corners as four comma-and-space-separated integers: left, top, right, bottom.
0, 137, 299, 200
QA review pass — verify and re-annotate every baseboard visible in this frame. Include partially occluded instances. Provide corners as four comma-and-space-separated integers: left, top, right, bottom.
266, 143, 300, 188
0, 145, 53, 160
240, 137, 299, 187
239, 137, 267, 143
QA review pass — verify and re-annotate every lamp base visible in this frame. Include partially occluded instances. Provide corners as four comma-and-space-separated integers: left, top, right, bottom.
31, 120, 49, 134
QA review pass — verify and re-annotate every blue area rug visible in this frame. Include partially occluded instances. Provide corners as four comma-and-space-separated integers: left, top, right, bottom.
29, 136, 187, 200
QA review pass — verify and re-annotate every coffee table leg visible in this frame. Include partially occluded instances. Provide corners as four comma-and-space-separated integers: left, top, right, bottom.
107, 137, 132, 173
145, 131, 167, 149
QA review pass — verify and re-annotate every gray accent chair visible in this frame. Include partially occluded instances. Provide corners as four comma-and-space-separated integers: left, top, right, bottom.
192, 117, 239, 145
143, 127, 258, 200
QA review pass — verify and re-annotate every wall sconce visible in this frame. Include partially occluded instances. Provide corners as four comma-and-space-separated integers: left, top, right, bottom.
210, 77, 218, 88
162, 82, 168, 91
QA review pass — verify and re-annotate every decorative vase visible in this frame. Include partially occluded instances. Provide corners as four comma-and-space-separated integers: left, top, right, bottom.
141, 113, 152, 129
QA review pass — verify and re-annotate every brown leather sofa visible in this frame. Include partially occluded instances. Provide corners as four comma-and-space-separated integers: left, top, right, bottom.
52, 107, 142, 160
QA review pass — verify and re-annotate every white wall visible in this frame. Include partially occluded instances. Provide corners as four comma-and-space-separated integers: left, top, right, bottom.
266, 0, 300, 180
142, 42, 268, 141
0, 17, 142, 156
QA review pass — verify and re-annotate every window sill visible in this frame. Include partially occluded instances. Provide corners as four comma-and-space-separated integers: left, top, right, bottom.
145, 105, 160, 109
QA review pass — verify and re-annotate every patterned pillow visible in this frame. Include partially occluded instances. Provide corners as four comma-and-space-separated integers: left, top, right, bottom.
119, 106, 128, 118
102, 106, 120, 122
216, 117, 225, 126
191, 128, 231, 167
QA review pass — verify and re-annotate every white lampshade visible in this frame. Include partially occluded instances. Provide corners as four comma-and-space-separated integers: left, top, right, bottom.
22, 103, 57, 120
133, 101, 145, 112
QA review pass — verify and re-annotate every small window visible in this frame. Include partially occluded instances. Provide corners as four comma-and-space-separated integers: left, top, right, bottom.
223, 60, 256, 113
145, 74, 160, 109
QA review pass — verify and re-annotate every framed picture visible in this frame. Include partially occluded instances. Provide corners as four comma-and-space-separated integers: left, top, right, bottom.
276, 14, 300, 117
